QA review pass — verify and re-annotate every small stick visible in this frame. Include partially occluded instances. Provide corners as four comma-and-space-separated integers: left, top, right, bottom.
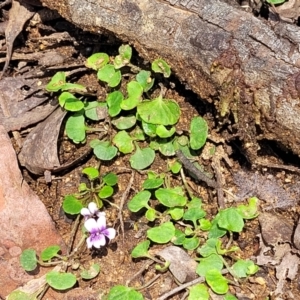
157, 269, 229, 300
175, 150, 218, 189
212, 156, 225, 209
136, 274, 161, 291
117, 169, 134, 240
126, 260, 154, 286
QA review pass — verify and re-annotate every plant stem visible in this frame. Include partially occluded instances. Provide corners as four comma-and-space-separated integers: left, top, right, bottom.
179, 168, 194, 200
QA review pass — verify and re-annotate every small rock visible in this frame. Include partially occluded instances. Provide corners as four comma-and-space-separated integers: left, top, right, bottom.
0, 125, 66, 298
156, 246, 197, 283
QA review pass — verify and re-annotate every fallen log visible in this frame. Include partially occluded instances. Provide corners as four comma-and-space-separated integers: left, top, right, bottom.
40, 0, 300, 161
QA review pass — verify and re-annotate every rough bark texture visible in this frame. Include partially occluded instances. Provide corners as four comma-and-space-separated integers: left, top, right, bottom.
40, 0, 300, 160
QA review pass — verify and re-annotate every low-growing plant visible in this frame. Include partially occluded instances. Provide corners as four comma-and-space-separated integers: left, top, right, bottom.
10, 200, 116, 299
130, 196, 259, 296
11, 45, 261, 300
62, 166, 118, 214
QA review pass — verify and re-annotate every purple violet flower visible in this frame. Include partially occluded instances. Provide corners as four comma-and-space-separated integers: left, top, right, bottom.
84, 213, 116, 249
80, 202, 104, 220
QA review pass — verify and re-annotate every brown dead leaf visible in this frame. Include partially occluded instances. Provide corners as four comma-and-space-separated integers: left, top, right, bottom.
275, 251, 300, 295
156, 246, 198, 283
0, 75, 53, 131
259, 212, 293, 246
1, 0, 35, 76
18, 107, 66, 175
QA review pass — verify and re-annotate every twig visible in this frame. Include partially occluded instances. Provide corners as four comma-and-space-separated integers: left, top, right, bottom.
211, 156, 225, 208
157, 269, 229, 300
67, 214, 81, 255
136, 274, 161, 291
175, 150, 218, 189
126, 260, 154, 286
117, 168, 134, 240
255, 158, 300, 174
179, 168, 194, 199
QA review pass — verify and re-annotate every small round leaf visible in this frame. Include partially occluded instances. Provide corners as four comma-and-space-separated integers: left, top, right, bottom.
46, 271, 77, 290
20, 249, 37, 271
41, 245, 61, 261
147, 222, 175, 243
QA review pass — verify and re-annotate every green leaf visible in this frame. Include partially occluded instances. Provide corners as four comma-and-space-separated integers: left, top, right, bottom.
183, 207, 206, 227
41, 245, 61, 261
46, 71, 66, 92
197, 238, 218, 257
107, 285, 144, 300
236, 197, 259, 219
232, 259, 259, 278
155, 188, 187, 207
61, 82, 86, 93
188, 283, 209, 300
65, 112, 86, 143
190, 116, 208, 150
187, 197, 203, 209
128, 190, 151, 212
129, 145, 155, 170
142, 178, 164, 189
80, 263, 100, 280
145, 208, 156, 221
147, 222, 175, 243
113, 131, 134, 154
196, 254, 223, 276
168, 160, 182, 174
151, 59, 171, 77
155, 139, 176, 156
218, 208, 244, 232
99, 185, 114, 198
120, 81, 143, 110
58, 92, 84, 111
91, 140, 118, 161
199, 219, 212, 231
205, 269, 228, 294
103, 173, 118, 186
131, 125, 145, 141
46, 271, 77, 290
20, 249, 37, 271
106, 91, 123, 117
156, 125, 176, 138
86, 53, 109, 70
208, 213, 227, 238
172, 229, 185, 245
63, 195, 83, 214
136, 70, 154, 92
167, 207, 184, 220
112, 115, 136, 130
114, 44, 132, 68
141, 121, 157, 137
182, 237, 200, 250
131, 240, 150, 258
97, 64, 121, 87
137, 95, 180, 125
266, 0, 285, 4
224, 294, 238, 300
82, 167, 99, 180
84, 101, 107, 121
7, 290, 32, 300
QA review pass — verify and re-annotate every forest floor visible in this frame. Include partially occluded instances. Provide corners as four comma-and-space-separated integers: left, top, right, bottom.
1, 0, 300, 299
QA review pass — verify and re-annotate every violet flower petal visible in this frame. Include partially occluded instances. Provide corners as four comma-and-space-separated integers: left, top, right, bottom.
88, 202, 98, 214
80, 207, 91, 217
92, 234, 106, 248
96, 214, 107, 231
84, 218, 97, 233
103, 228, 116, 240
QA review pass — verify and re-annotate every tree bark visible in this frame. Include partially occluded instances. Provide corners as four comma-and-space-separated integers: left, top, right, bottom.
40, 0, 300, 160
